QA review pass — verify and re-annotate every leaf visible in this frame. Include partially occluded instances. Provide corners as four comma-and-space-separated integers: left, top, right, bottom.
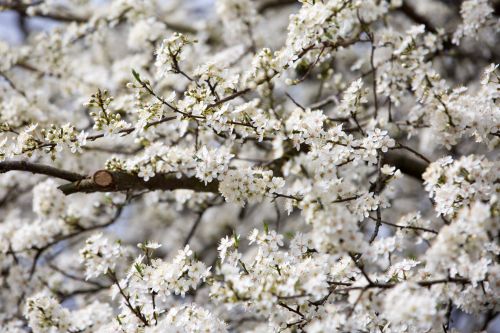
131, 69, 141, 83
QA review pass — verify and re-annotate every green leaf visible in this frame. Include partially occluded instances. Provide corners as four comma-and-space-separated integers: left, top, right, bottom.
131, 69, 141, 83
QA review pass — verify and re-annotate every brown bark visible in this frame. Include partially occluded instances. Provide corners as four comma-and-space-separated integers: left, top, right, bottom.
0, 160, 86, 182
58, 170, 219, 195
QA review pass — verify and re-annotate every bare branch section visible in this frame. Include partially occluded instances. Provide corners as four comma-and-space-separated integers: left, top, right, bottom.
0, 161, 217, 195
383, 150, 428, 181
398, 1, 438, 34
257, 0, 297, 13
58, 170, 219, 195
0, 160, 86, 182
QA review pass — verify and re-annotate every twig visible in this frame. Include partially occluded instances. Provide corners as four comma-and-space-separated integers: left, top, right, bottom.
349, 253, 373, 285
184, 212, 204, 246
369, 153, 383, 243
367, 33, 379, 118
285, 92, 306, 111
367, 215, 438, 234
108, 271, 149, 326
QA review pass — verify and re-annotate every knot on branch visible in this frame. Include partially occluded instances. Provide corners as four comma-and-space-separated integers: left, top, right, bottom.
93, 170, 114, 188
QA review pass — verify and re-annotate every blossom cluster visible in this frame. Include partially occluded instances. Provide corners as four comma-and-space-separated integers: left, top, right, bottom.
219, 168, 285, 206
25, 293, 112, 333
80, 232, 124, 279
108, 143, 234, 183
423, 155, 497, 216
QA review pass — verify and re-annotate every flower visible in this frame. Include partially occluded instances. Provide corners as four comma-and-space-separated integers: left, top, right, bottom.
453, 0, 494, 44
79, 233, 123, 279
217, 236, 234, 262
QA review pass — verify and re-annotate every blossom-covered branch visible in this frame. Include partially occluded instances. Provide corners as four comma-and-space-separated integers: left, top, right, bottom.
0, 0, 498, 332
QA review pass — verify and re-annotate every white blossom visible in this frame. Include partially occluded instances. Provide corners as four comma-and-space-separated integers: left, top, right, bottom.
453, 0, 494, 44
80, 233, 123, 279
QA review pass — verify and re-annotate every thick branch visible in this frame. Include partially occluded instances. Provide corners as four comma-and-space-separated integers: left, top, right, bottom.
0, 160, 86, 182
58, 170, 218, 195
398, 1, 438, 34
1, 147, 428, 197
0, 160, 218, 195
383, 150, 428, 181
257, 0, 297, 13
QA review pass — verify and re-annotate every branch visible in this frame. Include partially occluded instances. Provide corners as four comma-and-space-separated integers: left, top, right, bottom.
308, 95, 338, 109
0, 160, 218, 196
383, 150, 428, 181
367, 215, 438, 234
0, 1, 87, 23
398, 1, 438, 34
1, 147, 429, 198
163, 20, 197, 34
108, 271, 149, 326
257, 0, 297, 13
349, 253, 374, 285
24, 203, 126, 279
0, 160, 86, 182
369, 152, 383, 243
184, 212, 204, 246
333, 277, 471, 292
24, 115, 174, 154
58, 170, 218, 195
